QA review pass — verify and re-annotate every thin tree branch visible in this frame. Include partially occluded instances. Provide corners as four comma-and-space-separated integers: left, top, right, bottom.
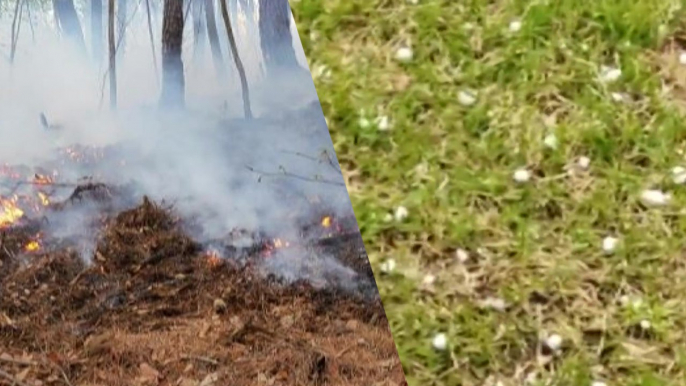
244, 165, 345, 187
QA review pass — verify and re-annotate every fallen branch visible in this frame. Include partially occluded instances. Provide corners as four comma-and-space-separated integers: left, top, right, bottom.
245, 165, 345, 187
179, 354, 219, 366
280, 149, 342, 174
0, 355, 38, 366
0, 368, 33, 386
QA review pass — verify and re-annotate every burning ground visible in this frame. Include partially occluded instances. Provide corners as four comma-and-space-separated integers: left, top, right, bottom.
0, 154, 403, 385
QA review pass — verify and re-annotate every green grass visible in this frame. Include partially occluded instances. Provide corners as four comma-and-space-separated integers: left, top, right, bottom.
293, 0, 686, 384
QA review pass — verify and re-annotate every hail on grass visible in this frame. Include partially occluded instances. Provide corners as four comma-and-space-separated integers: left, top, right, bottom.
395, 46, 413, 62
513, 168, 531, 183
431, 333, 448, 351
394, 206, 408, 222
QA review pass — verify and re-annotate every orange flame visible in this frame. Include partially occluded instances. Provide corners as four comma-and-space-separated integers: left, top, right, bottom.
0, 197, 24, 228
273, 238, 289, 248
33, 174, 52, 185
25, 241, 40, 252
37, 192, 50, 206
206, 250, 222, 268
321, 216, 332, 228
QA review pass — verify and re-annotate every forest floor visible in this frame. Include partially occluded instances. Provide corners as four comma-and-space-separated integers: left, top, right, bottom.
294, 0, 686, 384
0, 197, 405, 386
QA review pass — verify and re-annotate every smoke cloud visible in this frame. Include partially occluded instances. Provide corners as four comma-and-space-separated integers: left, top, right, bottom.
0, 1, 359, 290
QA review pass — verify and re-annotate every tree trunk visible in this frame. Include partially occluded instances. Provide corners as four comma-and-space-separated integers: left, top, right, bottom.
258, 0, 298, 78
116, 0, 127, 60
160, 0, 185, 109
144, 0, 159, 84
192, 0, 206, 60
204, 0, 225, 78
53, 0, 87, 54
219, 0, 251, 119
108, 0, 117, 110
91, 0, 103, 64
10, 0, 22, 64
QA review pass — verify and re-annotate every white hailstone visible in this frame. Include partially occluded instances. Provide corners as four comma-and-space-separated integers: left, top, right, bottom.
578, 156, 591, 170
545, 334, 563, 351
680, 52, 686, 65
395, 46, 414, 62
358, 117, 371, 128
375, 115, 391, 131
509, 19, 522, 32
513, 168, 531, 183
672, 166, 686, 184
602, 236, 618, 254
619, 295, 631, 306
591, 381, 608, 386
380, 259, 396, 274
458, 90, 477, 106
432, 333, 448, 350
456, 248, 470, 263
611, 92, 625, 102
394, 206, 409, 221
639, 319, 652, 330
480, 297, 507, 312
543, 133, 558, 149
422, 274, 436, 286
640, 189, 672, 207
599, 65, 622, 83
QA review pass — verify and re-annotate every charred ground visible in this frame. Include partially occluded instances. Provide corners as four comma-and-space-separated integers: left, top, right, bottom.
0, 192, 403, 385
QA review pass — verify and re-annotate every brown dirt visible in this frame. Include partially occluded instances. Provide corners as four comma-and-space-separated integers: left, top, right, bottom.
0, 198, 405, 386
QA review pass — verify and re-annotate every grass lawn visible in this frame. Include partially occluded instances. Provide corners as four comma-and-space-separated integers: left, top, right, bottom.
292, 0, 686, 384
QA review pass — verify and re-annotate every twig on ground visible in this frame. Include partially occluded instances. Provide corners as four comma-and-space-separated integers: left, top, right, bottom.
245, 165, 345, 187
0, 356, 38, 366
179, 355, 219, 366
0, 368, 32, 386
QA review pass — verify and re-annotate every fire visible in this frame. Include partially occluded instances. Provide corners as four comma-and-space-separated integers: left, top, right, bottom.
0, 197, 24, 228
33, 174, 53, 185
273, 238, 289, 248
321, 216, 332, 228
37, 192, 50, 206
205, 250, 223, 268
25, 241, 40, 252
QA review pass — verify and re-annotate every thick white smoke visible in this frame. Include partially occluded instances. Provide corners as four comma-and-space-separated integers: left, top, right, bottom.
0, 1, 360, 289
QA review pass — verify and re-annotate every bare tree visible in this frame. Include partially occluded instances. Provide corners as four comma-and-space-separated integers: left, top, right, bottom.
258, 0, 299, 79
160, 0, 185, 109
144, 0, 159, 84
10, 0, 23, 64
53, 0, 86, 53
219, 0, 251, 119
108, 0, 117, 110
116, 0, 128, 59
191, 0, 205, 60
205, 0, 225, 79
91, 0, 103, 64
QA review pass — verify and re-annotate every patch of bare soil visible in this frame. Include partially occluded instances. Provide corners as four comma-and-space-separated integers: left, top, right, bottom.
0, 198, 405, 386
652, 34, 686, 109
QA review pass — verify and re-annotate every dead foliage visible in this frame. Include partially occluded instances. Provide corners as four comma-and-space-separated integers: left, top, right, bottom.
0, 198, 404, 386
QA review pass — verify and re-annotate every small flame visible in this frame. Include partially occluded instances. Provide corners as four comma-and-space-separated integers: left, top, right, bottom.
205, 250, 223, 268
33, 174, 52, 185
25, 241, 40, 252
321, 216, 332, 228
273, 238, 289, 248
0, 197, 24, 228
37, 192, 50, 206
